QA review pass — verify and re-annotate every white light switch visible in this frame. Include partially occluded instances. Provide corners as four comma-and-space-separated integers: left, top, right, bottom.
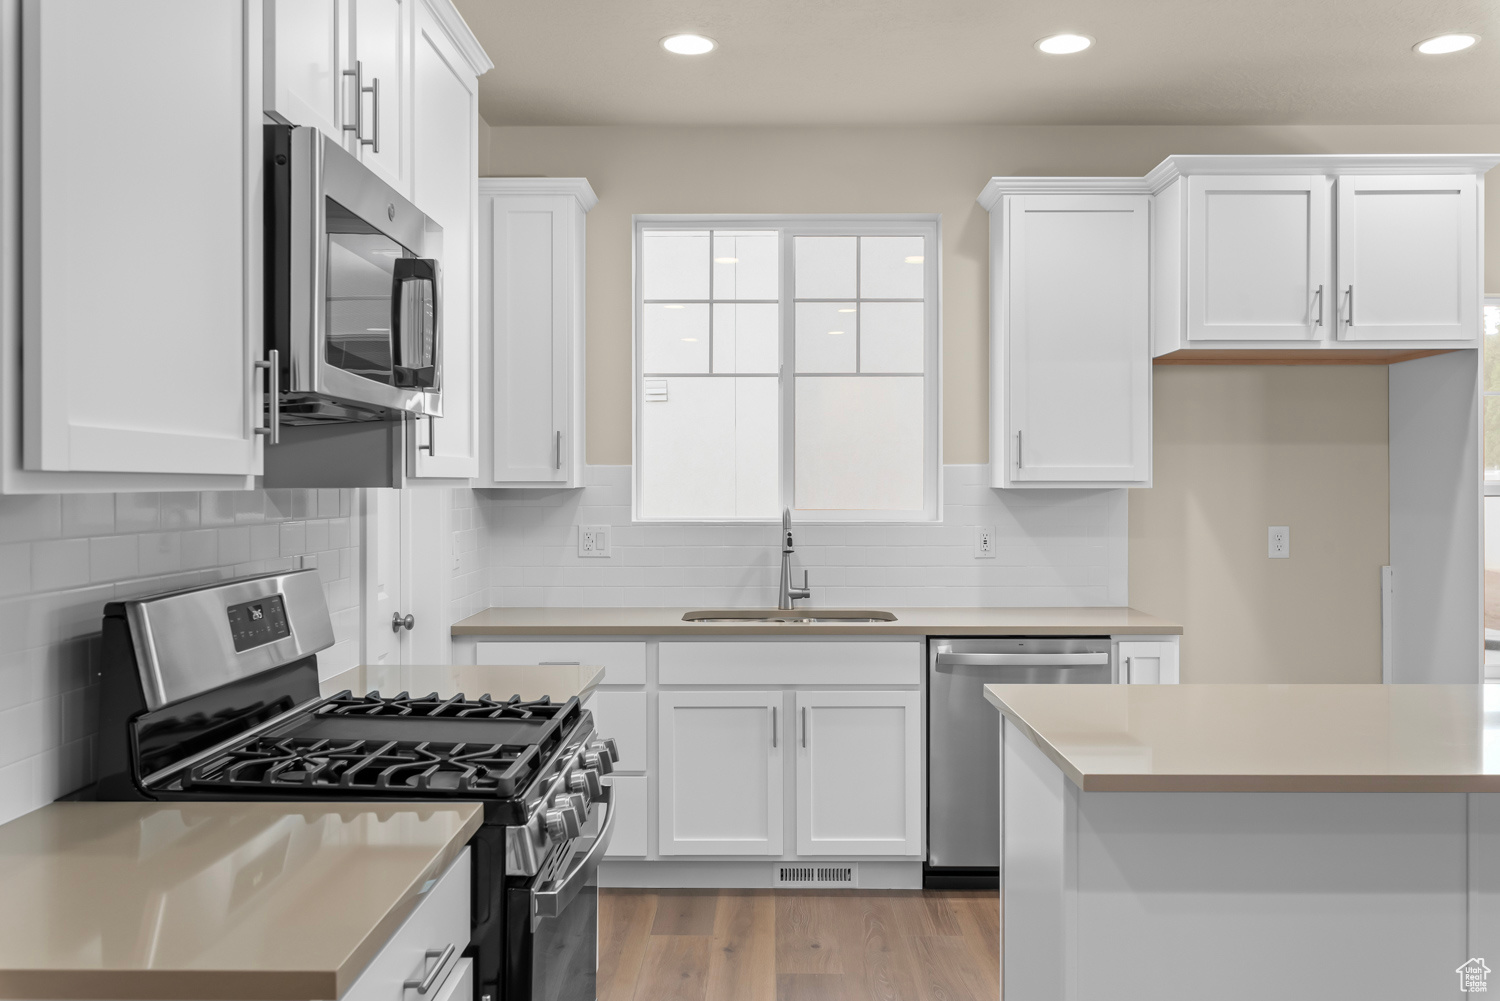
1268, 526, 1290, 559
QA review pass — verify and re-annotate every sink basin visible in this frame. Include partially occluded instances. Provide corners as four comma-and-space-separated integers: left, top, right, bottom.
682, 609, 897, 623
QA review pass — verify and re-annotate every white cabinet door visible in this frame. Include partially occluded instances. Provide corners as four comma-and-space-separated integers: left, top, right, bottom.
1118, 641, 1180, 684
481, 184, 592, 487
1003, 193, 1150, 486
342, 849, 469, 1001
350, 0, 409, 196
1335, 174, 1478, 342
589, 691, 647, 771
21, 0, 263, 477
604, 774, 649, 857
1186, 174, 1331, 342
658, 691, 783, 856
795, 691, 921, 856
264, 0, 346, 142
408, 5, 477, 479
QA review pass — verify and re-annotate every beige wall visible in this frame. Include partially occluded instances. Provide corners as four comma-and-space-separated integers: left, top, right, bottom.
1130, 366, 1390, 683
485, 123, 1500, 465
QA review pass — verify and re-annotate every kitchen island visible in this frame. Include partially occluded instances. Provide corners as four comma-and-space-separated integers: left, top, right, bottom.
985, 683, 1500, 1000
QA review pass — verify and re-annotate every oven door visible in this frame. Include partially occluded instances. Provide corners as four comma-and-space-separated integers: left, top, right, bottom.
505, 789, 616, 1001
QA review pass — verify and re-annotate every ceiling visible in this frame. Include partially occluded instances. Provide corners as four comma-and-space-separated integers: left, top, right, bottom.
451, 0, 1500, 127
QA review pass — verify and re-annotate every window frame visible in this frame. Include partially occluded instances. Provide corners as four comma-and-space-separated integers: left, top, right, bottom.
631, 214, 943, 524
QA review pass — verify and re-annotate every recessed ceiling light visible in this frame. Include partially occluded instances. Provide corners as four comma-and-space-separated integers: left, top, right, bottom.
715, 256, 738, 263
681, 337, 699, 342
904, 255, 925, 264
662, 34, 716, 55
663, 304, 685, 309
1415, 33, 1478, 54
1036, 33, 1093, 55
837, 308, 856, 313
828, 330, 845, 336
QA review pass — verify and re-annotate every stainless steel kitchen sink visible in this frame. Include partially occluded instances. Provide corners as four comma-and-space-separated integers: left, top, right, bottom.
682, 609, 898, 623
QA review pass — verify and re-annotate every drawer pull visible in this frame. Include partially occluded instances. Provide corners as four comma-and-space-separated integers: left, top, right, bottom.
404, 943, 455, 994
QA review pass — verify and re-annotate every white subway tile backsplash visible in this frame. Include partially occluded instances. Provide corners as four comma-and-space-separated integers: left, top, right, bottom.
476, 465, 1129, 609
0, 486, 363, 827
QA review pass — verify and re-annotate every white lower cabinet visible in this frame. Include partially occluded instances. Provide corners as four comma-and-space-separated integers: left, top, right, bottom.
604, 774, 649, 857
343, 848, 470, 1001
658, 690, 783, 856
589, 690, 648, 772
1118, 640, 1181, 684
795, 691, 922, 856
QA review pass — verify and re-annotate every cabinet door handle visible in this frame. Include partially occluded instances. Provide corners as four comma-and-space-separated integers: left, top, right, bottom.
555, 430, 563, 470
362, 76, 380, 151
1344, 285, 1354, 327
1313, 285, 1324, 327
403, 944, 455, 994
420, 413, 435, 454
1122, 656, 1131, 684
341, 60, 364, 140
1016, 430, 1023, 469
770, 706, 777, 748
254, 348, 279, 445
801, 706, 807, 748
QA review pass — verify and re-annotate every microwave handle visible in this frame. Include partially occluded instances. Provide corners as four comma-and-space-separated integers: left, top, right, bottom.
391, 257, 441, 377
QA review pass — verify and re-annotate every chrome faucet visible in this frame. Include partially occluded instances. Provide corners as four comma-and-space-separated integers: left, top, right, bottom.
778, 507, 811, 610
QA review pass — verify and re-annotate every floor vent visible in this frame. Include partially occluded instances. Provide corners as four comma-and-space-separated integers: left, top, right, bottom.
775, 864, 858, 888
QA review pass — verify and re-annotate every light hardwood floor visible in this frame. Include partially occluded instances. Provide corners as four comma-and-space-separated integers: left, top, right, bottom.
597, 888, 1000, 1001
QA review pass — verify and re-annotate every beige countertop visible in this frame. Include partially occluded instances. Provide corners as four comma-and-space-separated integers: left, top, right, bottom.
0, 801, 481, 1000
321, 663, 605, 702
985, 683, 1500, 793
451, 606, 1182, 637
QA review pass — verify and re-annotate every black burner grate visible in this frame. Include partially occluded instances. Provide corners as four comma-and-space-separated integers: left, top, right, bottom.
184, 735, 542, 797
320, 691, 571, 720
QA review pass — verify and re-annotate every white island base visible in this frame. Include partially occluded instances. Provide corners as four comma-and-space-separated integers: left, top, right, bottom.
1002, 718, 1500, 999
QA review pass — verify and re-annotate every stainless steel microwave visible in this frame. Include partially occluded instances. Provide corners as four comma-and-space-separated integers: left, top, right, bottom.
264, 125, 442, 426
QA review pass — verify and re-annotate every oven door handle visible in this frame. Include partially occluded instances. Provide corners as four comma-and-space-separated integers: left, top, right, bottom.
532, 785, 616, 924
933, 652, 1109, 668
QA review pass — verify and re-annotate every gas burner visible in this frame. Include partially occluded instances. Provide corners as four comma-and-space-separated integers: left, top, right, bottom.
184, 735, 542, 797
319, 691, 571, 720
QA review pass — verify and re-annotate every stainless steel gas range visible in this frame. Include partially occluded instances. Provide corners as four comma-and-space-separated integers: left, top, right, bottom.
94, 570, 616, 1001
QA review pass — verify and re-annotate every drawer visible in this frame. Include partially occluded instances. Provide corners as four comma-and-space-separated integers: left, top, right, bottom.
658, 640, 921, 686
604, 774, 649, 857
477, 640, 646, 685
588, 691, 647, 771
342, 849, 470, 1001
430, 957, 472, 1001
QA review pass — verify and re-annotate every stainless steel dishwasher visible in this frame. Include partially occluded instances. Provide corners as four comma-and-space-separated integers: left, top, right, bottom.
926, 637, 1112, 888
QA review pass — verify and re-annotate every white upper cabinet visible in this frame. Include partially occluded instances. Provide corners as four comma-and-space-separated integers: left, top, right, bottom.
349, 0, 409, 194
406, 3, 484, 480
476, 179, 596, 488
12, 0, 264, 488
1335, 174, 1477, 342
1186, 174, 1331, 342
264, 0, 346, 143
1150, 155, 1498, 354
983, 187, 1152, 488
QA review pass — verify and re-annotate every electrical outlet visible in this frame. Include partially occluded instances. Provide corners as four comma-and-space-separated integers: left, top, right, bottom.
974, 525, 996, 559
1268, 526, 1290, 559
578, 525, 611, 558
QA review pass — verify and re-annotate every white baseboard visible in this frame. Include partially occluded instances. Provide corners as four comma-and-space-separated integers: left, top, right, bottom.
598, 859, 923, 890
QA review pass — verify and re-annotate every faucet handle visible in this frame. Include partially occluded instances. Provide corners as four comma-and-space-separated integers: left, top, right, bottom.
800, 570, 810, 590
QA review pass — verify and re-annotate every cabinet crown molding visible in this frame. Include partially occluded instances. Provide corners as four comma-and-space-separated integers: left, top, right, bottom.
478, 177, 598, 211
421, 0, 495, 75
980, 153, 1500, 209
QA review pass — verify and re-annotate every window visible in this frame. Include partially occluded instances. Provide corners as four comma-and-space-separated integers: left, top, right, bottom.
633, 216, 940, 522
1485, 299, 1500, 677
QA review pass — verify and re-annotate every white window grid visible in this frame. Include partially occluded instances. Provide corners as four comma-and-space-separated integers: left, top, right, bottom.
632, 214, 943, 524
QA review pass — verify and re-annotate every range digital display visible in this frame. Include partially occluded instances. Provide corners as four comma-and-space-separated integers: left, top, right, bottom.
226, 594, 290, 652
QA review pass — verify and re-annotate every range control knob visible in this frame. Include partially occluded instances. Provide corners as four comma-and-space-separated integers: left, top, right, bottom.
565, 792, 589, 818
543, 804, 581, 840
569, 768, 603, 800
583, 739, 618, 774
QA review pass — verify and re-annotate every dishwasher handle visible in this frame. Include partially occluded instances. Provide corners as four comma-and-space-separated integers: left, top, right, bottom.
933, 652, 1109, 668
